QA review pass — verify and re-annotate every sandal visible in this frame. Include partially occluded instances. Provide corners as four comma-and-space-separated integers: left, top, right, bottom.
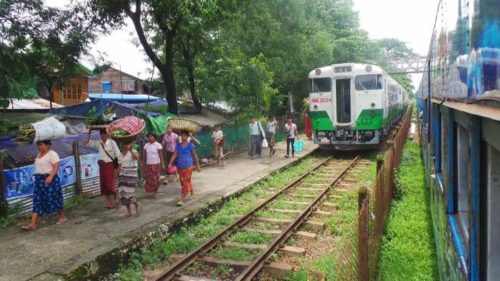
176, 201, 184, 206
21, 225, 36, 231
56, 218, 67, 225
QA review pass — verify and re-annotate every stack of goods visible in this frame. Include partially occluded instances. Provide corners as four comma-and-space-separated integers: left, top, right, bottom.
17, 117, 66, 144
107, 116, 145, 143
168, 118, 201, 133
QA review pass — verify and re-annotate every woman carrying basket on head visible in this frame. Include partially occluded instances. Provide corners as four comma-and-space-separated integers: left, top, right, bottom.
168, 130, 201, 206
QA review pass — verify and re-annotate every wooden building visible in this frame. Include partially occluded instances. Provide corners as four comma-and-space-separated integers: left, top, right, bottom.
88, 67, 146, 95
52, 65, 94, 106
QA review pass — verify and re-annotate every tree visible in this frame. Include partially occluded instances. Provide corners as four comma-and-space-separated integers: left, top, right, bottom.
0, 0, 101, 108
91, 0, 235, 115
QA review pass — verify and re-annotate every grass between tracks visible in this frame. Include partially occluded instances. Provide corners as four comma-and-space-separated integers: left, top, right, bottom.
282, 156, 378, 281
114, 156, 323, 281
377, 141, 438, 281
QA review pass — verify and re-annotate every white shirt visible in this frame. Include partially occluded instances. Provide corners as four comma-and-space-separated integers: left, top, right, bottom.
144, 141, 162, 165
212, 130, 223, 139
266, 121, 277, 134
89, 139, 121, 163
285, 123, 297, 139
35, 150, 60, 174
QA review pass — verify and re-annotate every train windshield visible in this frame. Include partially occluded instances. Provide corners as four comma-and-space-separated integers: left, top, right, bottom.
355, 75, 383, 91
310, 78, 332, 92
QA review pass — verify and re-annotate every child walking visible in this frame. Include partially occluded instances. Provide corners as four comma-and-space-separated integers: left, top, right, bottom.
168, 131, 201, 206
211, 125, 225, 167
118, 142, 141, 216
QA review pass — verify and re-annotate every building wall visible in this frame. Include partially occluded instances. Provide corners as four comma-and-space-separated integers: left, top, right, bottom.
53, 76, 89, 106
88, 68, 144, 94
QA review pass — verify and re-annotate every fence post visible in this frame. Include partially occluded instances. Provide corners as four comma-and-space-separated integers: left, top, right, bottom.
73, 141, 83, 195
358, 187, 369, 281
0, 154, 8, 218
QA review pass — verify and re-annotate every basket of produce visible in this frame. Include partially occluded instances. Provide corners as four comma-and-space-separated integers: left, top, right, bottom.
107, 116, 145, 143
17, 117, 66, 144
168, 118, 201, 133
87, 106, 114, 129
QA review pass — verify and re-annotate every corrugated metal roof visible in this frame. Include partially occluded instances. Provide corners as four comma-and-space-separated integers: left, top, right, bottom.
8, 98, 63, 110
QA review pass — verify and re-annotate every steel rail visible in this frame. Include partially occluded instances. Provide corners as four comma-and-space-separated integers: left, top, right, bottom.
153, 157, 332, 281
235, 155, 360, 281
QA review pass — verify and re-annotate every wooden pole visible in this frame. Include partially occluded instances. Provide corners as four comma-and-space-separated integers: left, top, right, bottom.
0, 154, 9, 218
358, 187, 369, 281
73, 141, 83, 195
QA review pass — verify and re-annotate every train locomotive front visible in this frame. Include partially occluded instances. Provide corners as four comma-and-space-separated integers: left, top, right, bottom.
308, 63, 407, 150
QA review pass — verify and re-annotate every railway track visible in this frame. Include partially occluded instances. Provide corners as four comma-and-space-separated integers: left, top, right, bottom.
153, 155, 361, 281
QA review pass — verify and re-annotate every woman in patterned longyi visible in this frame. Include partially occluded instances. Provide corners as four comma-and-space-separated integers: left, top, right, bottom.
168, 130, 201, 206
22, 140, 67, 231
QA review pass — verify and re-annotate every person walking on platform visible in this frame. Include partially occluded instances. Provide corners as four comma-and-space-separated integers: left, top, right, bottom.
117, 141, 141, 217
161, 125, 179, 184
284, 116, 299, 158
211, 125, 225, 167
266, 116, 278, 157
249, 117, 266, 159
142, 132, 164, 199
22, 140, 67, 230
86, 129, 121, 209
168, 131, 201, 206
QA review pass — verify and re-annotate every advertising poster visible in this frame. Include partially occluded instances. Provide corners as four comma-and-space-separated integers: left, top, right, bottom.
3, 156, 76, 200
80, 153, 100, 180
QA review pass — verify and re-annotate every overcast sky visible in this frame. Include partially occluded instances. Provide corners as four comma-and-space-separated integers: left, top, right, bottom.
46, 0, 440, 87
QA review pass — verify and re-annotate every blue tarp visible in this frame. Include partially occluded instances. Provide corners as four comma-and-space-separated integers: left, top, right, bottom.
88, 93, 162, 103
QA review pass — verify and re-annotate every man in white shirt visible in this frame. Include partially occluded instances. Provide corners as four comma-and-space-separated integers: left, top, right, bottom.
211, 125, 224, 167
85, 129, 121, 209
249, 117, 266, 159
284, 116, 299, 158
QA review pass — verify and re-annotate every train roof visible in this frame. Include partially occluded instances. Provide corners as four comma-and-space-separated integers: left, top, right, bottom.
308, 63, 385, 78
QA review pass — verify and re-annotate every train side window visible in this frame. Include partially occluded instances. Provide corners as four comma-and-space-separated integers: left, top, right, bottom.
456, 124, 471, 240
486, 145, 500, 280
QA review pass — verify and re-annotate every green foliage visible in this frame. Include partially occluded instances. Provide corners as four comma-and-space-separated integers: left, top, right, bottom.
210, 247, 261, 261
377, 142, 438, 281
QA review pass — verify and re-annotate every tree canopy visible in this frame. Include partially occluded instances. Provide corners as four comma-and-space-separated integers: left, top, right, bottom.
3, 0, 417, 115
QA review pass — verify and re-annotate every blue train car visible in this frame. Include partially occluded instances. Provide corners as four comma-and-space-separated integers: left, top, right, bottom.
418, 1, 500, 281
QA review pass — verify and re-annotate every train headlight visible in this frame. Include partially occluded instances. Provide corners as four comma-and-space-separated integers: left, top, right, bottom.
371, 102, 376, 108
365, 65, 372, 72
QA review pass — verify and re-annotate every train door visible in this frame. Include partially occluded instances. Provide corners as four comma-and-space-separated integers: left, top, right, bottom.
335, 78, 351, 124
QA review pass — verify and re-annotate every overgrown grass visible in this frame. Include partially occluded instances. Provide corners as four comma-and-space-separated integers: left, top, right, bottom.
114, 157, 324, 280
377, 141, 438, 281
209, 246, 261, 261
229, 231, 274, 245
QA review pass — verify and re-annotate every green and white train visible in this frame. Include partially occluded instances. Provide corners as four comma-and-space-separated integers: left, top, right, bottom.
308, 63, 409, 149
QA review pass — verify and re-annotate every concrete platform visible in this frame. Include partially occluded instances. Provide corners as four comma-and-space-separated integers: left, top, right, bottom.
0, 137, 317, 281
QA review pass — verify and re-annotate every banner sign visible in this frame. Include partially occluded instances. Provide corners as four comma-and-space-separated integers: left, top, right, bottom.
80, 153, 100, 180
3, 156, 76, 200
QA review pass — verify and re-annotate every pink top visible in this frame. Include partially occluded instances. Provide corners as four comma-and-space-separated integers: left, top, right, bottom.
162, 132, 179, 152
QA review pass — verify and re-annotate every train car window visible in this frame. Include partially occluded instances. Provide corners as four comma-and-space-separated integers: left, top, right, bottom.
456, 124, 471, 241
355, 75, 383, 91
310, 78, 332, 92
486, 144, 500, 281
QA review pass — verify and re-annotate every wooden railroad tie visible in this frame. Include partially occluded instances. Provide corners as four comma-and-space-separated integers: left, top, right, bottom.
170, 255, 293, 279
241, 227, 317, 240
267, 208, 332, 217
254, 217, 325, 232
223, 241, 305, 257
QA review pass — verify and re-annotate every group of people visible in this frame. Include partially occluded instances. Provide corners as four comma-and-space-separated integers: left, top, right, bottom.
21, 126, 206, 230
249, 115, 301, 159
21, 114, 309, 230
